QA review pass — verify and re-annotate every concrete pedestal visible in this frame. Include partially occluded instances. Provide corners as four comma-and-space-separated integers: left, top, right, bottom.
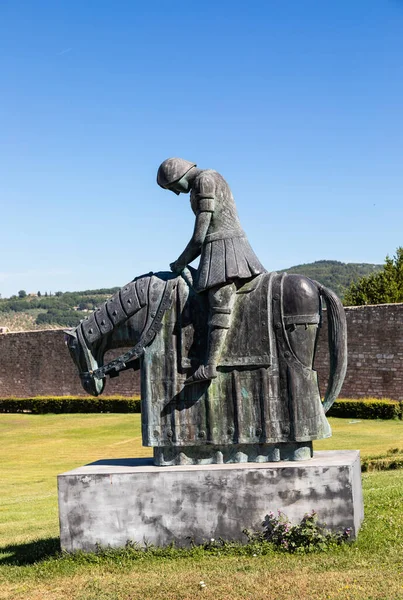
58, 450, 364, 552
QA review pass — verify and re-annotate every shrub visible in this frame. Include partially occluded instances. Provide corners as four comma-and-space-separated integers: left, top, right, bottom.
1, 395, 401, 419
0, 396, 141, 414
361, 447, 403, 472
327, 397, 402, 420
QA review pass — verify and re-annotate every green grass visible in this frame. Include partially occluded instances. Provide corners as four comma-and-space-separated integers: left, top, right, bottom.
2, 415, 403, 599
314, 417, 403, 456
0, 414, 151, 545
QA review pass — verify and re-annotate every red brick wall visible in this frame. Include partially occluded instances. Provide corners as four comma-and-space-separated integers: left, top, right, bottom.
0, 329, 140, 397
0, 303, 402, 399
315, 303, 403, 401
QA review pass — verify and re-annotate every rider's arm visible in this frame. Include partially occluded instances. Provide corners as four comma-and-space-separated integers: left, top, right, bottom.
171, 173, 216, 272
171, 209, 212, 271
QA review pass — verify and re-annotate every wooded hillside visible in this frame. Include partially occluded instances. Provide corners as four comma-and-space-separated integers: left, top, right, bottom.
280, 260, 382, 299
0, 261, 383, 331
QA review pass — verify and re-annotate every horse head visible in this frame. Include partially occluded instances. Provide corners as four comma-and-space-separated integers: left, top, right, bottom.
64, 328, 106, 396
65, 270, 186, 397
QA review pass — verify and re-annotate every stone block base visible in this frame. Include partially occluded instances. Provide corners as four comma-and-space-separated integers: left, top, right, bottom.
58, 450, 364, 552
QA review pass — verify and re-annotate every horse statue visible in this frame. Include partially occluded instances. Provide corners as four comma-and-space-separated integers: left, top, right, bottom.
65, 267, 347, 465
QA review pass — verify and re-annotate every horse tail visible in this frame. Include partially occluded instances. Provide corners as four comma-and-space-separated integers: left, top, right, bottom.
314, 281, 348, 413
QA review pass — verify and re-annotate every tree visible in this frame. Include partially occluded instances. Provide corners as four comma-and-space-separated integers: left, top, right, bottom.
37, 291, 41, 297
18, 290, 27, 298
343, 247, 403, 306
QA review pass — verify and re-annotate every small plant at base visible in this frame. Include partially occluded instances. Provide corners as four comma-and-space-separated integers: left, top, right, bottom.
261, 510, 352, 553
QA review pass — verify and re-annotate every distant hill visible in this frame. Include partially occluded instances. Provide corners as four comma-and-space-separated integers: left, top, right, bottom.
0, 288, 120, 332
0, 261, 383, 331
279, 260, 383, 299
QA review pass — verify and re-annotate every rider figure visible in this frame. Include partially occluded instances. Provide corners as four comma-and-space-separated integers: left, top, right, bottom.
157, 158, 266, 385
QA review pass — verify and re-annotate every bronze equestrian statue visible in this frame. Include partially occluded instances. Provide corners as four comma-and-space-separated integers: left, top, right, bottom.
65, 159, 347, 466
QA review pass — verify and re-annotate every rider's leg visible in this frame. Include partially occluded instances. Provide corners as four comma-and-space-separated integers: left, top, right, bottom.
185, 282, 236, 385
206, 282, 236, 374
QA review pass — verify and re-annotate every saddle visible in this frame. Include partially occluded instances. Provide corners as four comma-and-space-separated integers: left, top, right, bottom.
220, 273, 273, 367
178, 272, 274, 371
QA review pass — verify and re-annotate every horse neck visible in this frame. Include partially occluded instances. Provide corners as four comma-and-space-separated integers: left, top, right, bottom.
103, 306, 148, 352
94, 272, 179, 359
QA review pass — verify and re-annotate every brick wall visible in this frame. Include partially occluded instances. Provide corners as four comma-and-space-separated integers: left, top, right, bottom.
0, 303, 402, 399
0, 329, 140, 397
315, 303, 403, 401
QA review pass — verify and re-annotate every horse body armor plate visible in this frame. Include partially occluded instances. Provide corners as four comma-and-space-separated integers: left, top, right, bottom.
104, 294, 126, 327
136, 276, 150, 307
120, 281, 141, 317
94, 304, 114, 336
81, 315, 101, 346
80, 276, 152, 346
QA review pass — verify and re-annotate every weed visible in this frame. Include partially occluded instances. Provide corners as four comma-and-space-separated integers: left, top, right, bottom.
258, 510, 352, 553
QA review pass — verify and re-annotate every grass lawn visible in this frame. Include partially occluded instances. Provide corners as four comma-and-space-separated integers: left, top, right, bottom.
1, 414, 403, 599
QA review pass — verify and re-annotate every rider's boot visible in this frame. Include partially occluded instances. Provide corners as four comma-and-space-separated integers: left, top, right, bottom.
184, 326, 229, 385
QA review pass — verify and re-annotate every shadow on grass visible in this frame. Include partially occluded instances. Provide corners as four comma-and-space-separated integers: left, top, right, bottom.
0, 537, 60, 565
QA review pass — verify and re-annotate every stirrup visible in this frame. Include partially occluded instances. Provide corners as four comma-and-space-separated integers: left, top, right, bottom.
184, 365, 217, 386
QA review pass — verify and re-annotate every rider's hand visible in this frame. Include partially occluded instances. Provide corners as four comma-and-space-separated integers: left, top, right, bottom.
170, 261, 184, 273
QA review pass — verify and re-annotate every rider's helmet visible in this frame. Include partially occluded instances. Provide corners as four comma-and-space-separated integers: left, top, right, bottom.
157, 158, 196, 192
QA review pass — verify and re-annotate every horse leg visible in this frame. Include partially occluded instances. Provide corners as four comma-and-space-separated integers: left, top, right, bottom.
272, 272, 331, 451
281, 273, 321, 368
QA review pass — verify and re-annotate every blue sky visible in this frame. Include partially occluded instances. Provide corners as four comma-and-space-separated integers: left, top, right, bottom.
1, 0, 402, 297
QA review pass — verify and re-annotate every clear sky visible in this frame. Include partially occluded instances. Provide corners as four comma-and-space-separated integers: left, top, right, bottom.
1, 0, 402, 297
